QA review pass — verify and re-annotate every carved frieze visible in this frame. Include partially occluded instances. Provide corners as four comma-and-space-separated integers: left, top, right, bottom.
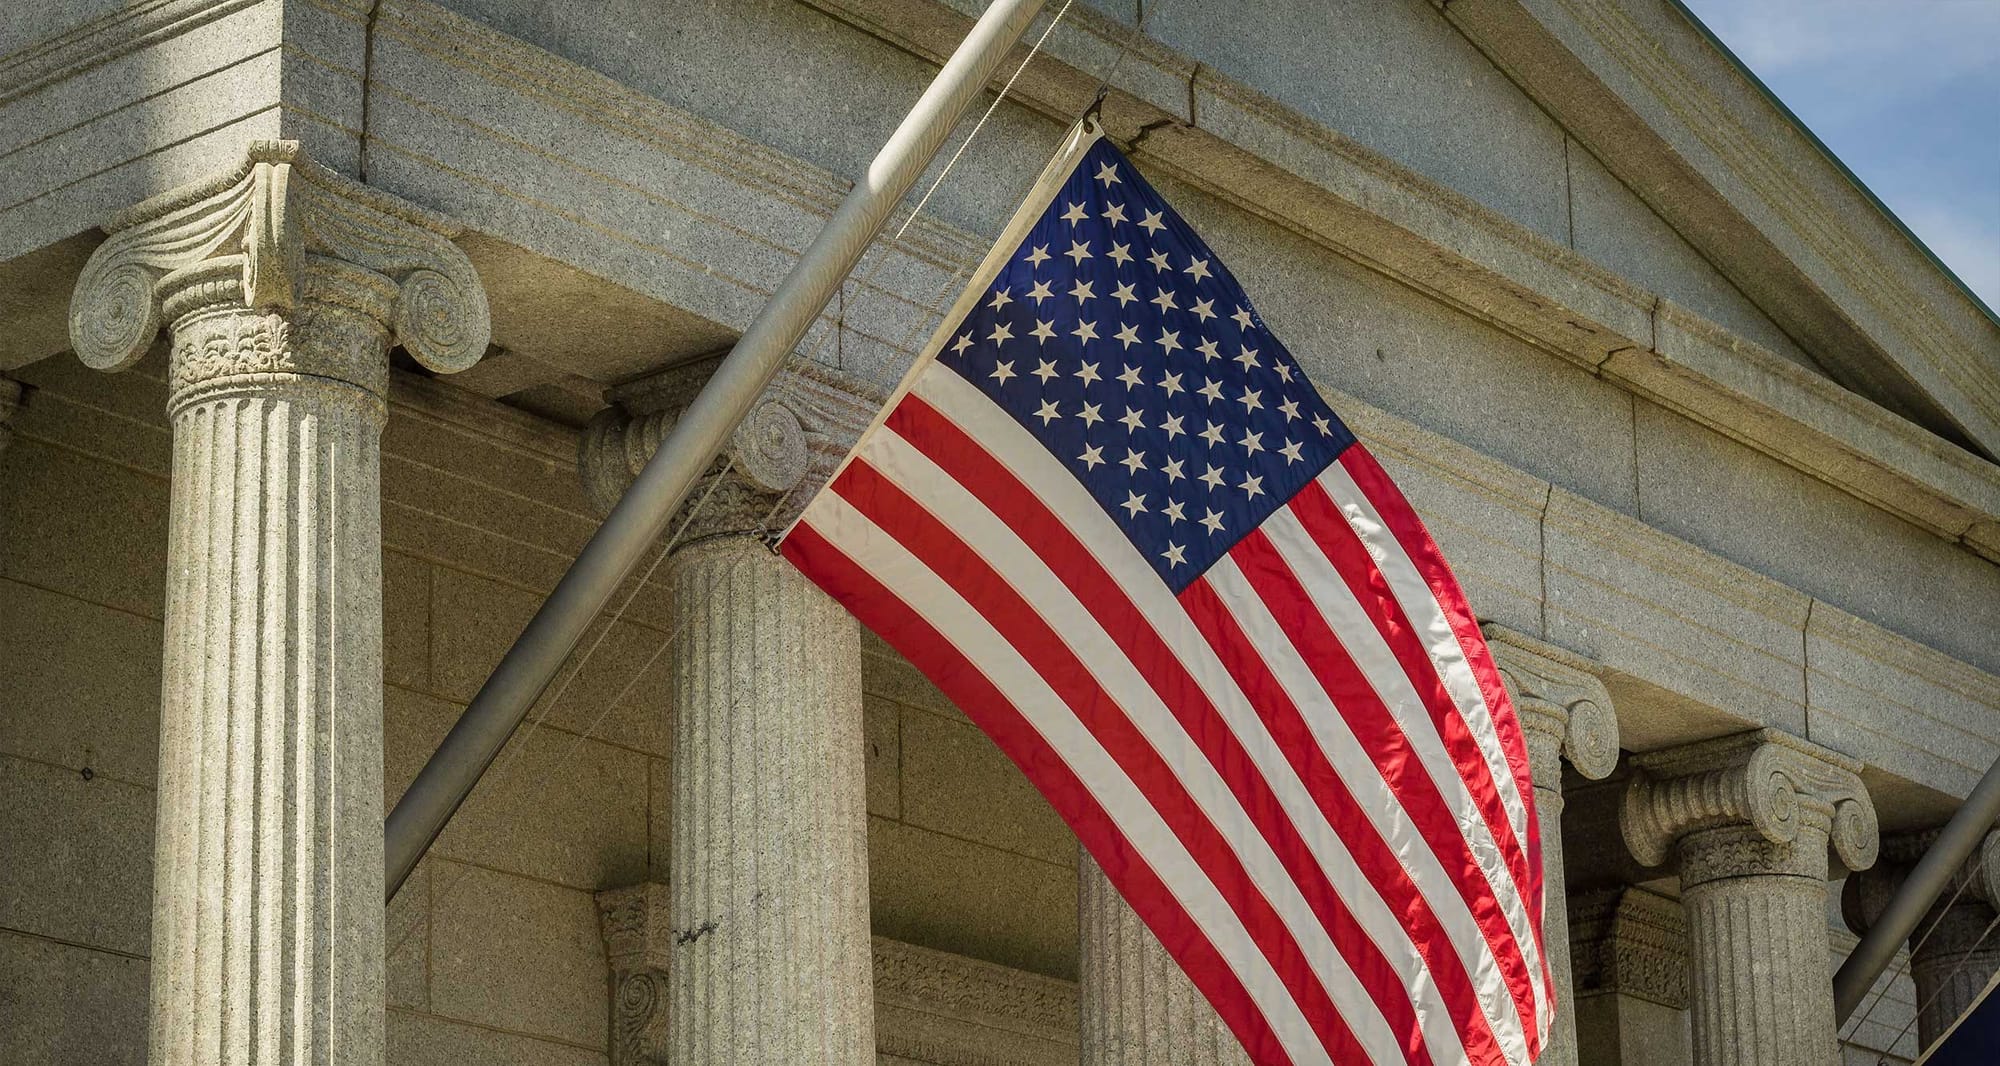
871, 936, 1079, 1066
1623, 729, 1878, 882
596, 882, 672, 1066
1568, 886, 1689, 1009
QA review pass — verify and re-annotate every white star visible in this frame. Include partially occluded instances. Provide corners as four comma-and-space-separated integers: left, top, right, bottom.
1278, 439, 1304, 464
1235, 346, 1260, 370
1117, 364, 1144, 389
1114, 322, 1141, 349
1120, 448, 1148, 475
1157, 330, 1183, 356
1150, 288, 1179, 312
1121, 490, 1148, 518
1061, 201, 1090, 224
1236, 388, 1263, 413
1199, 465, 1226, 491
1191, 297, 1216, 321
1027, 279, 1054, 304
1162, 458, 1186, 483
1070, 279, 1097, 303
1095, 162, 1122, 187
1184, 258, 1211, 282
1196, 338, 1221, 362
1160, 371, 1184, 397
1277, 396, 1300, 421
1024, 244, 1051, 268
1034, 399, 1061, 425
1161, 413, 1186, 439
1312, 413, 1334, 436
1033, 358, 1059, 383
1199, 421, 1226, 447
1147, 249, 1171, 272
1200, 508, 1226, 534
1076, 361, 1102, 386
1065, 240, 1093, 265
1238, 429, 1264, 455
1102, 202, 1128, 226
988, 287, 1013, 311
1232, 305, 1255, 330
1079, 443, 1105, 469
989, 322, 1013, 345
1139, 209, 1167, 235
990, 359, 1015, 384
1197, 378, 1224, 403
1163, 498, 1187, 523
1238, 474, 1265, 499
1161, 542, 1187, 568
1119, 407, 1146, 433
1030, 320, 1057, 343
1112, 281, 1138, 307
951, 332, 973, 355
1077, 401, 1103, 428
1274, 362, 1294, 383
1108, 241, 1133, 266
1070, 320, 1099, 344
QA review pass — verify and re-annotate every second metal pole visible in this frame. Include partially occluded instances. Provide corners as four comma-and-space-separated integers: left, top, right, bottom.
383, 0, 1050, 901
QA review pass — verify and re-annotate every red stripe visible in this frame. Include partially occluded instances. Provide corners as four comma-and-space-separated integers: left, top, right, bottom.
1225, 529, 1541, 1044
1287, 481, 1535, 917
883, 396, 1447, 1065
830, 455, 1370, 1063
1336, 447, 1548, 1002
1179, 579, 1516, 1066
781, 521, 1292, 1064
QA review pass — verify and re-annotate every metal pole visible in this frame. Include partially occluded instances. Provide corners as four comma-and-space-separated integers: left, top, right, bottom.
383, 0, 1050, 901
1834, 754, 2000, 1023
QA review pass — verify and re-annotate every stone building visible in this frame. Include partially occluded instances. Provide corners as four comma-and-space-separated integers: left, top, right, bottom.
2, 0, 1997, 1064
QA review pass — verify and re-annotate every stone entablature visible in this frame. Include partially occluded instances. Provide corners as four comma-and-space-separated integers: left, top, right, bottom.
874, 936, 1080, 1066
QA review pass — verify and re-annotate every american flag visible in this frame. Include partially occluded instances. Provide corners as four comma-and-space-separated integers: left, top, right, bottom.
781, 120, 1552, 1066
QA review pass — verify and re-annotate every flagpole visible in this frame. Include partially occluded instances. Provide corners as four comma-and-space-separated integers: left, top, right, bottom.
382, 0, 1051, 901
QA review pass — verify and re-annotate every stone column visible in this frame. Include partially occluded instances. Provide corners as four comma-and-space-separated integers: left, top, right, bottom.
1844, 829, 2000, 1047
1485, 626, 1621, 1066
579, 357, 880, 1065
66, 141, 489, 1065
1623, 729, 1879, 1066
1079, 852, 1249, 1065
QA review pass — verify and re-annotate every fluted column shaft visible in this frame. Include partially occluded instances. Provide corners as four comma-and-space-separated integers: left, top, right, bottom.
1079, 853, 1248, 1066
1623, 729, 1878, 1066
1844, 830, 2000, 1048
1488, 625, 1621, 1066
66, 142, 491, 1066
147, 259, 394, 1066
666, 535, 872, 1065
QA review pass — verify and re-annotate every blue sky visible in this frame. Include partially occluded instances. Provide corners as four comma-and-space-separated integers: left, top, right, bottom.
1677, 0, 2000, 313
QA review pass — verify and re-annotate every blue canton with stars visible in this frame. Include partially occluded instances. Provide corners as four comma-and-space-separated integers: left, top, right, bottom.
935, 137, 1357, 592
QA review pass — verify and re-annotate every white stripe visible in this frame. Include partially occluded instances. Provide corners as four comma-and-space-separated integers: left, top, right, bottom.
1206, 556, 1534, 1066
1261, 504, 1542, 1053
802, 493, 1333, 1065
858, 423, 1410, 1063
1316, 462, 1552, 1030
907, 367, 1477, 1061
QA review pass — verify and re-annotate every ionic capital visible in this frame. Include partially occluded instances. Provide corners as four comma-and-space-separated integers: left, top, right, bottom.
68, 140, 489, 408
1623, 729, 1877, 881
1482, 625, 1619, 784
1843, 828, 2000, 935
596, 882, 672, 1066
577, 355, 883, 539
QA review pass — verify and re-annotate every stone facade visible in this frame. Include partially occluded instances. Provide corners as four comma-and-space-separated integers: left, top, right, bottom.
2, 1, 1995, 1065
